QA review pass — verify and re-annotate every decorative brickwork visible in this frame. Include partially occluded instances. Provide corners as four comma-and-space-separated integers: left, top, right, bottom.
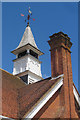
48, 32, 79, 118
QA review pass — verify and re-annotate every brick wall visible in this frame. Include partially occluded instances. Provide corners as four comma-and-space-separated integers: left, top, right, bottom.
47, 32, 79, 118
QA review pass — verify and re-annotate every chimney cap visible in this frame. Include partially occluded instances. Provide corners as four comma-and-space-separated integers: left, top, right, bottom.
49, 31, 70, 40
48, 32, 73, 50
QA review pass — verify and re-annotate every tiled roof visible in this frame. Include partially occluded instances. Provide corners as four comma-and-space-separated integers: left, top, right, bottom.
1, 68, 26, 118
1, 68, 79, 119
18, 77, 59, 118
1, 68, 60, 118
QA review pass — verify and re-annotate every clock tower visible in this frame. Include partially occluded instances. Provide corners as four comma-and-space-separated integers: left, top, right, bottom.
11, 23, 43, 84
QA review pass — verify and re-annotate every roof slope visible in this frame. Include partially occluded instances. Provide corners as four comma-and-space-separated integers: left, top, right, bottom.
17, 26, 38, 49
18, 77, 59, 118
1, 68, 60, 118
1, 68, 80, 119
1, 68, 26, 118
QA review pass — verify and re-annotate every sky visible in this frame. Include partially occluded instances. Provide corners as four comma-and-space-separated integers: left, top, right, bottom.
2, 2, 79, 91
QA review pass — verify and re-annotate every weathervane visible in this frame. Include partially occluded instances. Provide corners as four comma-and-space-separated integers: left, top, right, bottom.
21, 7, 35, 26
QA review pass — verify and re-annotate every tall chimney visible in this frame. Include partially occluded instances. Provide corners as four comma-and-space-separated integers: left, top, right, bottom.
48, 32, 72, 78
48, 32, 78, 118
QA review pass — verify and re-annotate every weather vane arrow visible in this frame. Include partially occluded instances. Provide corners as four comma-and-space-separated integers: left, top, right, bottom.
20, 7, 35, 26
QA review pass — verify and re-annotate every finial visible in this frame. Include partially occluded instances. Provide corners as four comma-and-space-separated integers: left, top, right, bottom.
25, 7, 32, 27
21, 7, 35, 27
27, 22, 29, 27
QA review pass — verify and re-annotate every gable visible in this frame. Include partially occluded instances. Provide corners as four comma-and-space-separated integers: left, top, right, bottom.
1, 68, 64, 118
1, 68, 80, 119
34, 87, 62, 118
23, 76, 63, 118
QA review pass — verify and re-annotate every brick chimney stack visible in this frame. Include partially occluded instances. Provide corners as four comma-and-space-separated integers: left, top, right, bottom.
48, 32, 78, 118
48, 32, 72, 78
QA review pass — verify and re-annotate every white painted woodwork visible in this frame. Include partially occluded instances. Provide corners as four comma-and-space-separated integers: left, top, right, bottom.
73, 85, 80, 106
13, 25, 43, 84
0, 115, 14, 120
13, 54, 42, 77
23, 77, 63, 119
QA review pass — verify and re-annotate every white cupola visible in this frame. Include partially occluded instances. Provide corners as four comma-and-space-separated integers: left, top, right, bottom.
11, 24, 44, 84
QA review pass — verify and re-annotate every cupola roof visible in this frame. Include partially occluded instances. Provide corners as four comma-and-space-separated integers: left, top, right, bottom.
17, 25, 38, 49
11, 25, 44, 56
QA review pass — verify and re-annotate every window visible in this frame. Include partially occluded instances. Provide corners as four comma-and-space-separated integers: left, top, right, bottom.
20, 75, 28, 84
30, 50, 38, 59
18, 51, 27, 58
18, 50, 38, 59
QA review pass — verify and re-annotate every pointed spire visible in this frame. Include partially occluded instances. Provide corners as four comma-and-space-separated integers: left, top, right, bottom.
11, 7, 44, 56
17, 25, 38, 49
